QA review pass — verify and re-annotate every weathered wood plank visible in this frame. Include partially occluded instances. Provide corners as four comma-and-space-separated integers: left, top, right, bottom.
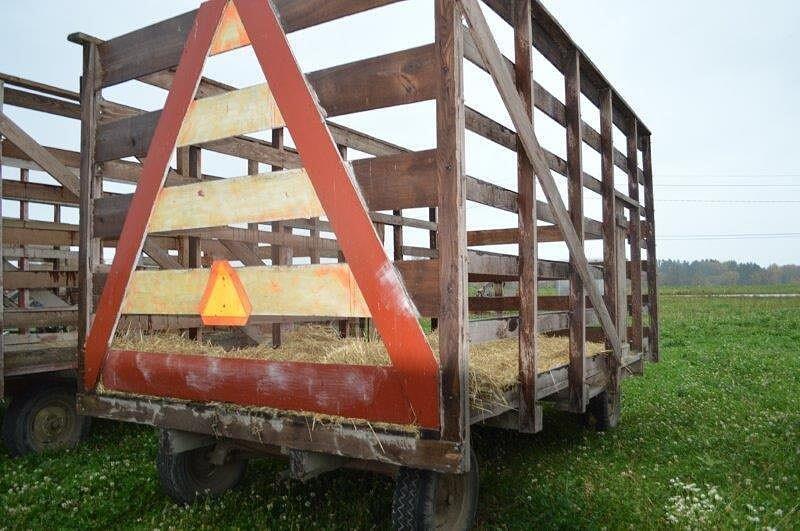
436, 0, 470, 446
565, 49, 586, 413
514, 0, 540, 433
95, 1, 406, 87
177, 83, 283, 147
4, 271, 79, 289
122, 265, 370, 317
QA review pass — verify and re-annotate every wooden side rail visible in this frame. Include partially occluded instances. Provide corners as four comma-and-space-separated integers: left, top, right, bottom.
95, 45, 437, 162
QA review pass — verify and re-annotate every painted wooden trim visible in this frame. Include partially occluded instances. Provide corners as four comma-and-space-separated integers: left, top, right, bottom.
122, 264, 370, 318
101, 350, 423, 426
148, 169, 320, 233
176, 83, 283, 147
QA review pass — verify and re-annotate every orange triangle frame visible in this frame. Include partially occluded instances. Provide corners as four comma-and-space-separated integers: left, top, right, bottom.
83, 0, 440, 428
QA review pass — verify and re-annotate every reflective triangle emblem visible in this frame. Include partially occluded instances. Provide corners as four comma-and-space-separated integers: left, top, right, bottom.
199, 260, 252, 326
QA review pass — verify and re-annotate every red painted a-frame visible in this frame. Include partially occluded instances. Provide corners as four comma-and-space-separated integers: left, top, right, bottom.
83, 0, 440, 428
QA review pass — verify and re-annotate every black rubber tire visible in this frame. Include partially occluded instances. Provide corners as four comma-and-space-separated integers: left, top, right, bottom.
392, 448, 479, 530
584, 390, 621, 431
156, 430, 247, 505
1, 383, 90, 456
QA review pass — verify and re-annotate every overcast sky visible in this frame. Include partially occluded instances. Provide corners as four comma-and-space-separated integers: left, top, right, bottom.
1, 0, 798, 266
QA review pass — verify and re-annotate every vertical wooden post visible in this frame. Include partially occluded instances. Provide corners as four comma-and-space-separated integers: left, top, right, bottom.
429, 207, 438, 331
392, 210, 404, 261
18, 168, 30, 334
246, 158, 261, 258
270, 128, 292, 346
600, 88, 622, 409
642, 134, 659, 362
336, 144, 351, 338
627, 118, 643, 370
78, 42, 102, 388
436, 0, 468, 449
309, 217, 321, 264
515, 0, 539, 433
565, 49, 586, 413
177, 146, 203, 340
615, 203, 628, 346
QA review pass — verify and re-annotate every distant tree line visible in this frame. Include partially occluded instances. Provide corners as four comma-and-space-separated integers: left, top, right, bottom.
657, 259, 800, 286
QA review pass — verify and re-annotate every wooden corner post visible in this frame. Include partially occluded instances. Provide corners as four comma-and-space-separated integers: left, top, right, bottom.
627, 118, 644, 373
436, 0, 469, 452
642, 135, 659, 362
514, 0, 541, 433
77, 40, 101, 382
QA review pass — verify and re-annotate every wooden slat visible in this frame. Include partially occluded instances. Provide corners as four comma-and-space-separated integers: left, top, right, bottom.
467, 225, 601, 246
148, 169, 318, 233
4, 271, 79, 290
1, 179, 78, 206
4, 309, 78, 328
122, 264, 370, 317
95, 150, 438, 237
177, 83, 283, 147
96, 45, 437, 162
459, 0, 621, 356
94, 1, 405, 87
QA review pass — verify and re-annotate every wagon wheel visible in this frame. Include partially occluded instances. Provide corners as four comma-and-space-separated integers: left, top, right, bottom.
156, 429, 247, 504
583, 389, 621, 431
392, 448, 479, 530
1, 383, 90, 456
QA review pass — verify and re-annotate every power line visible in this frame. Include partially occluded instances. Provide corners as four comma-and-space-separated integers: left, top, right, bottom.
658, 232, 800, 241
655, 184, 800, 188
657, 173, 800, 179
657, 199, 800, 204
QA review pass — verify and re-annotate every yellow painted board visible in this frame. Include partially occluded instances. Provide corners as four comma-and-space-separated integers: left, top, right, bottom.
148, 169, 323, 233
121, 264, 371, 318
176, 83, 284, 147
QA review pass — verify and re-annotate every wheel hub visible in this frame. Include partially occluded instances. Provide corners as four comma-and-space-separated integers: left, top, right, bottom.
32, 405, 71, 447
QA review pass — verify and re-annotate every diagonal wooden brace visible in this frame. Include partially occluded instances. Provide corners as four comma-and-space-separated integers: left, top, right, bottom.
459, 0, 622, 356
0, 112, 81, 197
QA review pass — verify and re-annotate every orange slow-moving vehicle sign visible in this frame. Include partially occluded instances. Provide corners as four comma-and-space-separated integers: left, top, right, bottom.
199, 261, 252, 326
83, 0, 441, 429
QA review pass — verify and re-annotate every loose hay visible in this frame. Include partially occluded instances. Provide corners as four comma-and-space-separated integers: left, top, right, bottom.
110, 325, 606, 429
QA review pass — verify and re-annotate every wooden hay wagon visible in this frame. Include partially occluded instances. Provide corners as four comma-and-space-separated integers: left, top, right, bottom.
0, 73, 96, 455
71, 0, 659, 527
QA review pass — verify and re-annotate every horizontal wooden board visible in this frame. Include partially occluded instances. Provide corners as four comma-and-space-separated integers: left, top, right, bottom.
97, 0, 405, 87
4, 309, 78, 328
176, 83, 283, 147
94, 150, 437, 236
4, 271, 79, 290
122, 264, 370, 318
96, 45, 436, 162
148, 169, 319, 233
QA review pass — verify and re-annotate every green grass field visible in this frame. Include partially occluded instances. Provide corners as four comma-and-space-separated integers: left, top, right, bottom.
2, 288, 799, 529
